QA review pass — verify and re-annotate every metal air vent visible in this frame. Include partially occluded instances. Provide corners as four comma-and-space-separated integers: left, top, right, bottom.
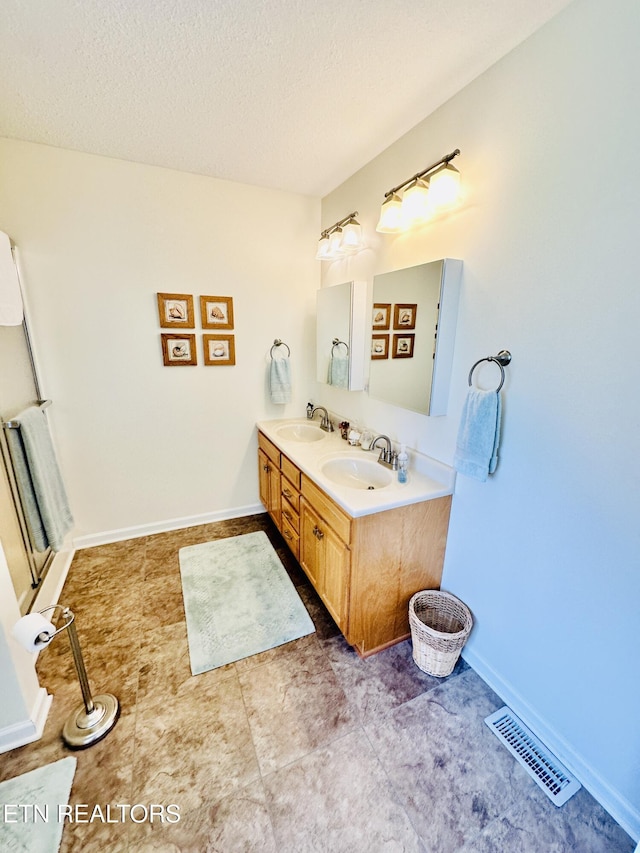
485, 707, 581, 806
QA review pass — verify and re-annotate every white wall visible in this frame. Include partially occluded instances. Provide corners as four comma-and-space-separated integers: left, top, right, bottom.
0, 140, 320, 543
319, 0, 639, 838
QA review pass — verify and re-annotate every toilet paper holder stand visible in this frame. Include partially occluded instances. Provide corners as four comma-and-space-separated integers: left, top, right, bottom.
33, 604, 119, 749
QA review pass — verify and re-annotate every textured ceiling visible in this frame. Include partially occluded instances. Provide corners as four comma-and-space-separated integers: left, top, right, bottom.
1, 0, 572, 197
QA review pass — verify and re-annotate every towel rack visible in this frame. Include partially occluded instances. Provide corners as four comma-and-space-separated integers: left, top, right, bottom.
331, 338, 349, 355
468, 351, 511, 392
270, 339, 290, 358
2, 399, 52, 430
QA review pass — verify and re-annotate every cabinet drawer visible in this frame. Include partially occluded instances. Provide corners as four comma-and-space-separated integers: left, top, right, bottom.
258, 431, 280, 467
280, 476, 300, 512
281, 517, 300, 560
301, 475, 351, 544
280, 497, 299, 533
280, 455, 301, 490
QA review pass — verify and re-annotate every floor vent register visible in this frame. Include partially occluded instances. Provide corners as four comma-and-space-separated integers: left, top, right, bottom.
484, 707, 581, 806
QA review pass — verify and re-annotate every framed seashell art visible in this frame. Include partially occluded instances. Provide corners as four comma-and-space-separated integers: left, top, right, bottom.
157, 293, 195, 328
392, 333, 415, 359
203, 334, 235, 366
371, 334, 389, 360
372, 303, 391, 330
393, 303, 417, 330
200, 295, 234, 330
161, 333, 197, 366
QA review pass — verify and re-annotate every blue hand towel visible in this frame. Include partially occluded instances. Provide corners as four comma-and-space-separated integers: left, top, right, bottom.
269, 356, 291, 404
453, 389, 502, 482
327, 355, 349, 389
5, 406, 73, 551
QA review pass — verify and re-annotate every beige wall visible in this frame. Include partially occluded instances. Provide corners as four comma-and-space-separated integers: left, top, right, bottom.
0, 140, 320, 543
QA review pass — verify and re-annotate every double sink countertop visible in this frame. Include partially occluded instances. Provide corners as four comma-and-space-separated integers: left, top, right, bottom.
256, 418, 455, 519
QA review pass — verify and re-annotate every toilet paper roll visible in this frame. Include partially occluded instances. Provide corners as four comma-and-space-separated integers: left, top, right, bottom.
12, 612, 57, 652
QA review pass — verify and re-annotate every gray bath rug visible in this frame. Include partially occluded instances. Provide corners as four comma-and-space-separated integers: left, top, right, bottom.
179, 530, 315, 674
0, 757, 76, 852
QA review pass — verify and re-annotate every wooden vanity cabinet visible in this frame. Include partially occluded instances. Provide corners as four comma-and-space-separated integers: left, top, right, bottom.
257, 429, 452, 657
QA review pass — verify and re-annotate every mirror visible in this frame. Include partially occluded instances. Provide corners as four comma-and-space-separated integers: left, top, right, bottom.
316, 280, 368, 391
368, 259, 461, 416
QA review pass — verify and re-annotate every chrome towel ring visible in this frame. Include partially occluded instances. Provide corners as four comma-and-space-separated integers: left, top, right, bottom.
331, 338, 349, 355
270, 339, 291, 358
468, 350, 511, 392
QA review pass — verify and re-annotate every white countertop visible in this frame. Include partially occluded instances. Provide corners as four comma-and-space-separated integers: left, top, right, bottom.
256, 418, 455, 518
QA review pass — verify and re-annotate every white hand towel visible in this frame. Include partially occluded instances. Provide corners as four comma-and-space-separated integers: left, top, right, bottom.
0, 231, 24, 326
453, 389, 502, 482
269, 356, 292, 404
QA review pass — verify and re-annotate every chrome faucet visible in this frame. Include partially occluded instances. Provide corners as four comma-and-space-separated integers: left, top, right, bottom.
311, 406, 334, 432
370, 435, 398, 469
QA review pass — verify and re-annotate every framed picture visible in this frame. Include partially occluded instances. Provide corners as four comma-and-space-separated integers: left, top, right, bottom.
372, 303, 391, 330
392, 333, 415, 359
203, 334, 236, 366
393, 303, 417, 330
161, 333, 197, 366
371, 334, 389, 360
200, 296, 234, 330
157, 293, 194, 328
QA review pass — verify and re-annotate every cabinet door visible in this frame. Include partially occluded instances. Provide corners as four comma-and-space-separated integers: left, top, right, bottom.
318, 523, 350, 632
299, 499, 321, 587
258, 448, 281, 526
300, 498, 350, 632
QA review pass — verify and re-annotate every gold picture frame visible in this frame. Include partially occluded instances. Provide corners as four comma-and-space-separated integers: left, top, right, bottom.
157, 293, 195, 328
203, 334, 236, 366
372, 303, 391, 330
393, 303, 417, 330
200, 296, 234, 330
161, 333, 197, 366
371, 334, 389, 359
392, 333, 415, 359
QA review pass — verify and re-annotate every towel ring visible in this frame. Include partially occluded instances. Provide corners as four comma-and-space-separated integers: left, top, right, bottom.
270, 339, 290, 358
468, 350, 511, 392
331, 338, 349, 355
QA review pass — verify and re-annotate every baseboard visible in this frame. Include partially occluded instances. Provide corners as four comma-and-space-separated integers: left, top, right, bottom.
462, 646, 640, 842
0, 687, 52, 754
72, 503, 265, 550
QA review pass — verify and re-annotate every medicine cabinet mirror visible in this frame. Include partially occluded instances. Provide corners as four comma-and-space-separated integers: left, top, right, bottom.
316, 280, 368, 391
368, 259, 462, 416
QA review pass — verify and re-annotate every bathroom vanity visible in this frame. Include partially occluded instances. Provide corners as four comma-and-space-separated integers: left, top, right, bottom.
257, 419, 454, 657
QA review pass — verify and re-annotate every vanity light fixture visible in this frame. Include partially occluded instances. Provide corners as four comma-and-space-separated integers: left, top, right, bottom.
315, 211, 365, 261
376, 149, 461, 234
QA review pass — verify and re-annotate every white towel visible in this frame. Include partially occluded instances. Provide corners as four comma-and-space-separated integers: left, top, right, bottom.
0, 231, 24, 326
453, 389, 502, 482
327, 355, 349, 389
269, 356, 292, 404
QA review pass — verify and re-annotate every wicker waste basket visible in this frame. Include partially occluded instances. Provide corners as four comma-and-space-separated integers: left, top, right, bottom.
409, 590, 473, 677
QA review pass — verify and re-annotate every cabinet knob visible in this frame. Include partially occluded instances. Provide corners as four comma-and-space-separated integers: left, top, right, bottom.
263, 464, 270, 472
283, 489, 293, 499
314, 526, 324, 540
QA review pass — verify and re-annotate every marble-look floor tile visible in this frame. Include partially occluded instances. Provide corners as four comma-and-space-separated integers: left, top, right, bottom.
324, 633, 468, 725
263, 729, 425, 853
238, 635, 358, 774
127, 779, 278, 853
132, 673, 260, 816
458, 786, 635, 853
137, 621, 235, 710
366, 667, 535, 853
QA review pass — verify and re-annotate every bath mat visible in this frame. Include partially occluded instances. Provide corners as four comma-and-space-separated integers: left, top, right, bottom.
0, 757, 76, 853
179, 530, 315, 674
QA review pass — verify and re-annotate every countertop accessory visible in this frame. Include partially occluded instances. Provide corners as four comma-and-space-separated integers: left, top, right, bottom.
409, 589, 473, 677
13, 604, 119, 748
468, 350, 511, 392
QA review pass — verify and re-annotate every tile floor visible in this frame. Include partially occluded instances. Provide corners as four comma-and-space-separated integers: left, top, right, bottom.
0, 513, 634, 852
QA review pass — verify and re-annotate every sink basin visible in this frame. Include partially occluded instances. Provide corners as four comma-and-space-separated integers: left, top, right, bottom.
320, 456, 393, 490
276, 423, 326, 443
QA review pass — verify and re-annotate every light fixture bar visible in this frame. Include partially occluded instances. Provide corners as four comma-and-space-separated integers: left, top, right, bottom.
383, 149, 460, 199
323, 211, 359, 237
316, 210, 365, 260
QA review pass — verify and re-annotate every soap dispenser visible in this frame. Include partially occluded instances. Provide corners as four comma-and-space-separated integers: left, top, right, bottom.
397, 445, 408, 484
